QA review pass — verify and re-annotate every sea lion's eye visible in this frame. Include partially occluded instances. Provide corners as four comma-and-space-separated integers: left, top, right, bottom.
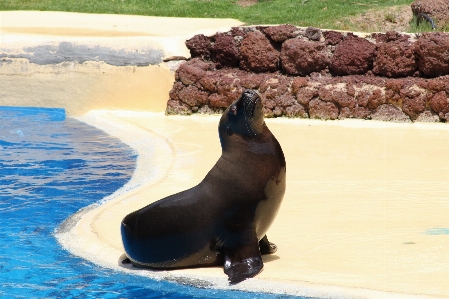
230, 106, 237, 116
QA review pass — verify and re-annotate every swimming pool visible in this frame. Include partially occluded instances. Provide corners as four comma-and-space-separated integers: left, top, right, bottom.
0, 107, 306, 298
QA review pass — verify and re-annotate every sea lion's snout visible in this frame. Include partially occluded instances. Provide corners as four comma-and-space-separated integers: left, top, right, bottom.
242, 89, 259, 103
241, 90, 261, 118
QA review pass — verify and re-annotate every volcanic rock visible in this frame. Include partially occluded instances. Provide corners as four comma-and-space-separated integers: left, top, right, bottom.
330, 33, 376, 75
373, 41, 417, 77
239, 31, 280, 72
429, 90, 449, 120
178, 85, 209, 107
280, 39, 330, 76
414, 32, 449, 77
309, 98, 339, 120
305, 27, 322, 41
323, 30, 344, 45
262, 24, 299, 42
211, 33, 240, 68
371, 104, 411, 122
185, 34, 212, 59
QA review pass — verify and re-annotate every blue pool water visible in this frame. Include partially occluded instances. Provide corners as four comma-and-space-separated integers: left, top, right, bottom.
0, 107, 305, 298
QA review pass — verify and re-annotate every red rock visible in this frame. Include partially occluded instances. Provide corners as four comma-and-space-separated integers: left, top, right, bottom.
285, 104, 308, 118
385, 78, 404, 92
239, 72, 267, 89
178, 85, 209, 107
429, 91, 449, 120
305, 27, 321, 41
318, 84, 356, 108
261, 95, 277, 110
216, 73, 243, 102
197, 71, 220, 92
323, 30, 344, 45
197, 105, 216, 115
370, 104, 411, 122
262, 24, 299, 42
168, 81, 184, 101
371, 31, 410, 43
176, 63, 206, 86
263, 107, 274, 118
185, 34, 212, 59
211, 33, 240, 68
416, 110, 440, 122
169, 27, 449, 123
276, 93, 297, 107
259, 75, 291, 98
273, 106, 283, 117
330, 33, 376, 75
239, 31, 279, 72
427, 76, 449, 92
385, 78, 406, 107
414, 32, 449, 77
347, 84, 357, 97
291, 77, 309, 93
208, 93, 233, 108
365, 88, 385, 110
398, 80, 429, 121
295, 85, 319, 106
166, 100, 192, 115
229, 27, 254, 39
402, 96, 427, 120
309, 98, 339, 120
186, 58, 215, 71
373, 41, 417, 77
339, 106, 371, 119
280, 39, 330, 76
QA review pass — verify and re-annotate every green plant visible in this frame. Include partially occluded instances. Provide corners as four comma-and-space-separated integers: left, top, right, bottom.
409, 15, 436, 33
0, 0, 416, 32
384, 13, 397, 23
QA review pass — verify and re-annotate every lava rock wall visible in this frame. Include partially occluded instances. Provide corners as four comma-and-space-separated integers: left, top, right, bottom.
167, 25, 449, 122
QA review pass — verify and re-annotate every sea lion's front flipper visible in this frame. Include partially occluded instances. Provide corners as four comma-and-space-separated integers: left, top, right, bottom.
259, 235, 277, 255
223, 241, 263, 284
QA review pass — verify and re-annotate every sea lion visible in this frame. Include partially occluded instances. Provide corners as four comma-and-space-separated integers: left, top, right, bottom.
121, 89, 286, 284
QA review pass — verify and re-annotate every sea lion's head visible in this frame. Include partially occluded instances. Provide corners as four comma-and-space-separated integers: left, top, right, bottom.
219, 89, 265, 145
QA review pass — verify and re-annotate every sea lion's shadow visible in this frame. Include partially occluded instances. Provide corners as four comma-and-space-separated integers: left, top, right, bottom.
117, 253, 280, 271
262, 254, 280, 263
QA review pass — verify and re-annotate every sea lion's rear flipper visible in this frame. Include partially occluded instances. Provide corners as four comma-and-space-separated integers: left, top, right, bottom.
259, 234, 277, 255
223, 242, 264, 284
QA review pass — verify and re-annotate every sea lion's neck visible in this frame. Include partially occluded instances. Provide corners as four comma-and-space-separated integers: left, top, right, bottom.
219, 125, 275, 155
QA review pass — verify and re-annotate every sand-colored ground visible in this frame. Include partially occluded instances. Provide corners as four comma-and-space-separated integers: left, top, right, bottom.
0, 11, 243, 115
1, 11, 448, 299
56, 110, 449, 299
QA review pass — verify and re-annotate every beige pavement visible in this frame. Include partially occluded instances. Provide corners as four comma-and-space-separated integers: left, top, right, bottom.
1, 11, 448, 299
57, 110, 449, 299
0, 11, 243, 115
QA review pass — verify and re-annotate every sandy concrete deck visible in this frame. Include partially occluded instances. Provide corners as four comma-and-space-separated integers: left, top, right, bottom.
0, 11, 243, 115
2, 11, 448, 299
56, 110, 449, 299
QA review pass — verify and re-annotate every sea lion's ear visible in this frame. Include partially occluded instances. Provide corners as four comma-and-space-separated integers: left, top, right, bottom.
223, 240, 264, 284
